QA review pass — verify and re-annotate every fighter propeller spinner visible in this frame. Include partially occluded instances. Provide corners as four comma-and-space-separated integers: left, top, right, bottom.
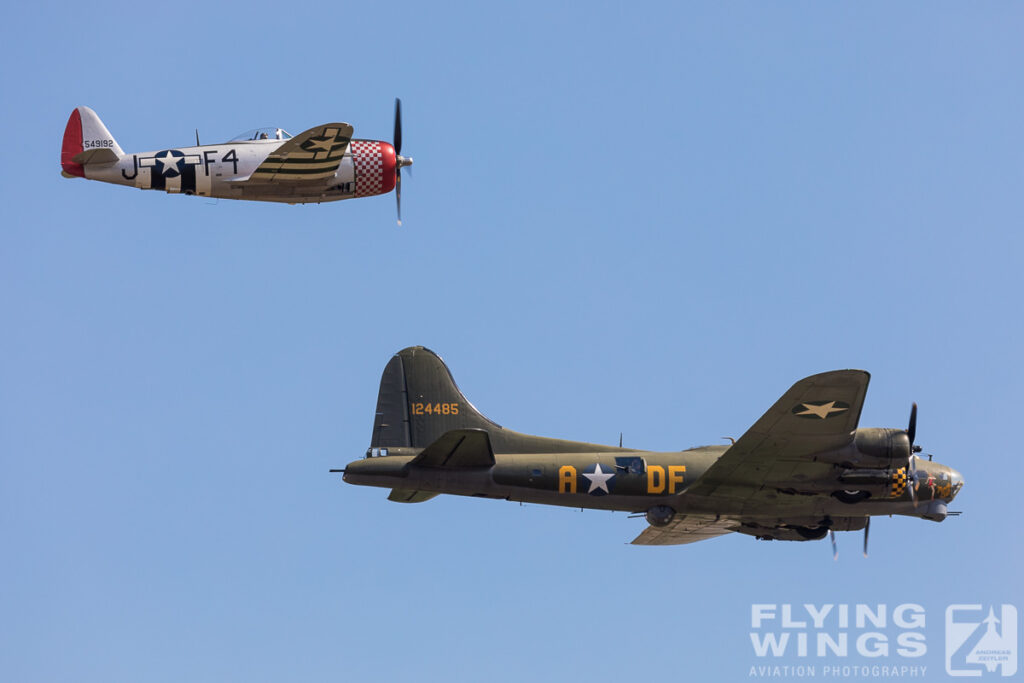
61, 99, 413, 222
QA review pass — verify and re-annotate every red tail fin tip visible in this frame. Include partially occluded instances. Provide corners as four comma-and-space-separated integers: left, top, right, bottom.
61, 108, 85, 178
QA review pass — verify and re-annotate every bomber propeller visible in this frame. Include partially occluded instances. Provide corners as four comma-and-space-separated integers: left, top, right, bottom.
906, 403, 924, 508
838, 404, 926, 560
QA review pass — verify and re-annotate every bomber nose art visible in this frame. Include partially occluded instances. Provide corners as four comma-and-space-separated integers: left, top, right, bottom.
338, 347, 964, 553
949, 469, 965, 499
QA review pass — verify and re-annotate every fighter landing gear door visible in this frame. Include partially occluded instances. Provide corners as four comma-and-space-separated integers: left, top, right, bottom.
332, 155, 356, 196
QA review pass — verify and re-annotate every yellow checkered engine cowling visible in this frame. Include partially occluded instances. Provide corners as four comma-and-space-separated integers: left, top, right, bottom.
890, 467, 908, 497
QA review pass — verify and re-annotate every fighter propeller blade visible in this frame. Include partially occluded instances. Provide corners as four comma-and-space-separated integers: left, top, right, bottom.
829, 529, 838, 561
392, 97, 413, 226
396, 171, 402, 227
862, 518, 870, 558
393, 98, 402, 156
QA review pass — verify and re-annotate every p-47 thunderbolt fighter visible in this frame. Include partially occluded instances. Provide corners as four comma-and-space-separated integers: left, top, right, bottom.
340, 347, 964, 553
60, 101, 413, 220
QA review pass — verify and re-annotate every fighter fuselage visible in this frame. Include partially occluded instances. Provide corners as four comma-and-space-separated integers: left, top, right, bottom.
80, 139, 396, 204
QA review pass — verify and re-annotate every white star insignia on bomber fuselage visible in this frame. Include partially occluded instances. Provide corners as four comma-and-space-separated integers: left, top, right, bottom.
582, 463, 615, 495
339, 347, 965, 551
60, 102, 413, 222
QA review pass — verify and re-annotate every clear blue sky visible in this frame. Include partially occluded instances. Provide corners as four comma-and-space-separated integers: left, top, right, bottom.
2, 3, 1022, 682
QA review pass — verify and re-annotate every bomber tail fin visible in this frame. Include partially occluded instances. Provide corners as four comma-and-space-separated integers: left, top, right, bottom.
370, 347, 498, 450
61, 106, 124, 177
367, 346, 630, 456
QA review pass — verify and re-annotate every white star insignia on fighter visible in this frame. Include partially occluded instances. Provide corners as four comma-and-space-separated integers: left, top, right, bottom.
155, 150, 181, 176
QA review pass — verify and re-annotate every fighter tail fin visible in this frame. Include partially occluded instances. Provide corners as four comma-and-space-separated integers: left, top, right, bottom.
370, 347, 499, 449
61, 106, 124, 177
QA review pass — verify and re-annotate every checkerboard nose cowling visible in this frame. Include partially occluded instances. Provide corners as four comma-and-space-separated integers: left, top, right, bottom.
351, 140, 397, 197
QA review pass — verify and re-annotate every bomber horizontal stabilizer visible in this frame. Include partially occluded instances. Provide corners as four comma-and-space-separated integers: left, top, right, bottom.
387, 488, 439, 503
409, 429, 495, 469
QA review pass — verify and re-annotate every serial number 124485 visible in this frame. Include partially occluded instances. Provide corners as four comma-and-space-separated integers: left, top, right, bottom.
411, 402, 459, 415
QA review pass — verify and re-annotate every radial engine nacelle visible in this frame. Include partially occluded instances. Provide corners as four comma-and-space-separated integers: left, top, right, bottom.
815, 428, 912, 470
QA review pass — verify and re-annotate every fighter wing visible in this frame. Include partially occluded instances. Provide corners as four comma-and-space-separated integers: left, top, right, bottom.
247, 123, 354, 182
631, 514, 739, 545
686, 370, 870, 503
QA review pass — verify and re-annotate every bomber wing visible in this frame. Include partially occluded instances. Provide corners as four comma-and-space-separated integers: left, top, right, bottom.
246, 123, 354, 182
631, 514, 738, 545
685, 369, 870, 504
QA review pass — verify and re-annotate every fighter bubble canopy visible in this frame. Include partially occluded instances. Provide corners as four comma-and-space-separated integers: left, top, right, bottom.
228, 127, 292, 142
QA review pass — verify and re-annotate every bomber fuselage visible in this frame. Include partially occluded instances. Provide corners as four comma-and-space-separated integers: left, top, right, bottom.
343, 443, 962, 521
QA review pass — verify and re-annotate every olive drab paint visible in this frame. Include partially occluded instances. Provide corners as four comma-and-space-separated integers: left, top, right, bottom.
341, 347, 964, 547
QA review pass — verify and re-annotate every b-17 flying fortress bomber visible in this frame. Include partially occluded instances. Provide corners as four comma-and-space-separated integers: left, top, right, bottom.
340, 347, 963, 553
60, 100, 413, 221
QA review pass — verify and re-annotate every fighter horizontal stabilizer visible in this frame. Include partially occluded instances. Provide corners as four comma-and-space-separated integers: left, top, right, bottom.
387, 488, 440, 503
71, 148, 119, 166
409, 429, 495, 469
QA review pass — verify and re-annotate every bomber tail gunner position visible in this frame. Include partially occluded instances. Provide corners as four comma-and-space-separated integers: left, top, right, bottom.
341, 347, 964, 550
59, 101, 413, 220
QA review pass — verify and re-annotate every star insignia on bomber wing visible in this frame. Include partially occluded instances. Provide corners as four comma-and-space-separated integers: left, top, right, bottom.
582, 463, 614, 495
154, 150, 183, 177
791, 400, 850, 419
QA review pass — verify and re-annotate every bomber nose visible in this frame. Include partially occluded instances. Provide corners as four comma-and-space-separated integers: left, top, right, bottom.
950, 468, 964, 499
